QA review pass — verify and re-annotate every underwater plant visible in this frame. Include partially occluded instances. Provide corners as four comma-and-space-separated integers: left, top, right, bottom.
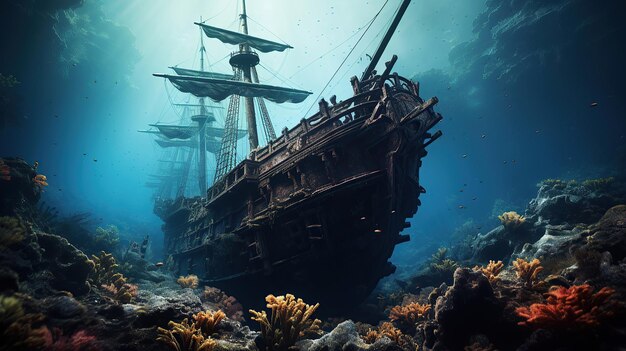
512, 258, 543, 288
101, 282, 138, 304
389, 302, 431, 332
430, 258, 459, 274
0, 216, 26, 248
473, 260, 504, 283
582, 177, 614, 192
157, 318, 217, 351
177, 275, 199, 289
249, 294, 321, 351
516, 284, 618, 329
498, 211, 526, 230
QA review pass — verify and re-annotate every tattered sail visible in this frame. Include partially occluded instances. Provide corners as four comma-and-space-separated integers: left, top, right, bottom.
149, 124, 247, 140
170, 66, 234, 80
154, 74, 311, 104
196, 23, 292, 53
155, 138, 221, 153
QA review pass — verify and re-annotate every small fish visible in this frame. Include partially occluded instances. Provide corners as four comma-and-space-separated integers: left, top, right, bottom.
503, 160, 508, 164
481, 134, 486, 139
462, 154, 468, 158
472, 197, 477, 200
590, 102, 598, 107
93, 159, 98, 162
374, 229, 382, 233
155, 262, 164, 267
83, 153, 87, 156
458, 205, 465, 209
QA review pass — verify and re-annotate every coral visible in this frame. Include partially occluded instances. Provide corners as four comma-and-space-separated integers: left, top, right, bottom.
0, 159, 10, 181
89, 251, 120, 286
33, 174, 48, 190
431, 247, 448, 263
89, 251, 137, 303
516, 284, 619, 330
430, 259, 459, 274
202, 287, 244, 321
0, 216, 26, 248
177, 275, 199, 289
389, 302, 431, 329
42, 328, 98, 351
582, 177, 614, 192
157, 317, 217, 351
249, 294, 321, 351
473, 260, 504, 283
498, 211, 526, 230
512, 258, 543, 288
101, 283, 138, 304
93, 225, 120, 252
193, 310, 225, 336
0, 304, 49, 351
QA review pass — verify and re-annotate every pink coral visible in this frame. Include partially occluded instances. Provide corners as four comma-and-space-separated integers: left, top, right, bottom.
43, 328, 98, 351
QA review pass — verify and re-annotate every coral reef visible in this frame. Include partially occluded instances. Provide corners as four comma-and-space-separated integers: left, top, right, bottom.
42, 328, 98, 351
157, 317, 217, 351
512, 258, 544, 288
0, 216, 26, 248
202, 287, 244, 321
178, 275, 199, 289
516, 284, 619, 329
250, 294, 321, 351
192, 310, 225, 336
89, 251, 138, 303
498, 211, 526, 230
388, 302, 431, 333
473, 260, 504, 283
93, 225, 120, 254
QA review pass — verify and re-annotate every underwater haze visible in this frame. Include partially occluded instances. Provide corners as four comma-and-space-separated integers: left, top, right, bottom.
2, 0, 626, 350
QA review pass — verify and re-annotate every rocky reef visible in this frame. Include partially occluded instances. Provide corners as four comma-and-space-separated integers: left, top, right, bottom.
1, 156, 624, 350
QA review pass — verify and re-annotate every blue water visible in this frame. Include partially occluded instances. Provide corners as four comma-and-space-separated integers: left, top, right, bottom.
1, 0, 624, 267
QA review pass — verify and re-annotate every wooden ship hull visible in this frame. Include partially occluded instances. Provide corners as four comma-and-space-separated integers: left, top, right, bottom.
157, 56, 443, 311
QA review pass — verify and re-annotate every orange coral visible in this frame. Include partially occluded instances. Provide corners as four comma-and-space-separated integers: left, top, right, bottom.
193, 310, 225, 335
177, 275, 199, 289
157, 317, 217, 351
33, 174, 48, 189
498, 211, 526, 230
202, 287, 244, 321
473, 260, 504, 283
389, 302, 431, 326
513, 258, 543, 288
516, 284, 618, 329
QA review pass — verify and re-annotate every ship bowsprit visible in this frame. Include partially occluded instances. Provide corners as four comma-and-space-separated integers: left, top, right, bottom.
158, 56, 443, 314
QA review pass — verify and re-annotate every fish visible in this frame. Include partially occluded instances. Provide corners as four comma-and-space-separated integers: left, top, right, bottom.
93, 159, 98, 162
462, 154, 468, 158
590, 102, 598, 107
155, 262, 164, 267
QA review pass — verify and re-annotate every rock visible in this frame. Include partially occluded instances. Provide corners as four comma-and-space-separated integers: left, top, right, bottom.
586, 205, 626, 261
43, 295, 86, 319
132, 281, 203, 328
0, 267, 19, 293
0, 157, 39, 217
297, 320, 395, 351
432, 268, 524, 350
35, 232, 94, 295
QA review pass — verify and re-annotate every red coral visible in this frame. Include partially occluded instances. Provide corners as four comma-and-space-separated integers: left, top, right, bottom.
516, 284, 618, 329
43, 328, 98, 351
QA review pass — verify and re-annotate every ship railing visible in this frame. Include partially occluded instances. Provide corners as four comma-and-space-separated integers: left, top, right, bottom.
209, 159, 259, 201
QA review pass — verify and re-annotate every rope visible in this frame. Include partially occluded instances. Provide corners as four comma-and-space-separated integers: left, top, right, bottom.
246, 15, 290, 45
302, 0, 390, 117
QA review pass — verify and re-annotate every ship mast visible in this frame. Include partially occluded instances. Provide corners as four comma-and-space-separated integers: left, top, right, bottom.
235, 0, 259, 150
194, 17, 209, 196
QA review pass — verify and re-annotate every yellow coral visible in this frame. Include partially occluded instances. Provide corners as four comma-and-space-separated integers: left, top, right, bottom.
250, 294, 321, 351
430, 259, 458, 274
513, 258, 544, 288
157, 318, 217, 351
0, 297, 48, 350
0, 216, 26, 248
498, 211, 526, 230
473, 260, 504, 283
193, 310, 225, 335
90, 251, 137, 303
177, 275, 199, 289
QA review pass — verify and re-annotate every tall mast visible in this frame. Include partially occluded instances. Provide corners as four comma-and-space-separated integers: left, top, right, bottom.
195, 16, 208, 196
361, 0, 411, 81
238, 0, 259, 150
